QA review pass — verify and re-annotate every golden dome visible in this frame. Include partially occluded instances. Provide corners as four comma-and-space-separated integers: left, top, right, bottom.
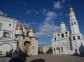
69, 7, 74, 12
21, 25, 27, 29
29, 29, 34, 32
16, 25, 22, 30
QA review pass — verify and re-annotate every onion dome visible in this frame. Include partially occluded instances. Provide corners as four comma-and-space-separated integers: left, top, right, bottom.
21, 25, 27, 30
28, 29, 34, 32
16, 25, 22, 30
69, 7, 74, 12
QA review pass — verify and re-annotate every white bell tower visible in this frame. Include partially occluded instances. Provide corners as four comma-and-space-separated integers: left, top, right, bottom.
69, 7, 83, 54
69, 7, 80, 34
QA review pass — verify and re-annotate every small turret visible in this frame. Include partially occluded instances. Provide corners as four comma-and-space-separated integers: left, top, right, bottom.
60, 21, 66, 32
16, 25, 23, 35
28, 29, 35, 37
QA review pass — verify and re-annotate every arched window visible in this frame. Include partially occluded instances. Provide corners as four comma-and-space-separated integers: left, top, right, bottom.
73, 36, 75, 40
78, 36, 80, 40
71, 22, 73, 25
74, 22, 76, 24
61, 33, 64, 38
54, 48, 55, 53
55, 37, 56, 41
61, 47, 63, 52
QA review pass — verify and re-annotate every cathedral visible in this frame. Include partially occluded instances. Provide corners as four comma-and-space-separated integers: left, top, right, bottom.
16, 25, 38, 56
52, 7, 84, 55
0, 15, 38, 56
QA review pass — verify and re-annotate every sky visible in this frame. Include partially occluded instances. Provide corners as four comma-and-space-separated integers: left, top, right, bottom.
0, 0, 84, 45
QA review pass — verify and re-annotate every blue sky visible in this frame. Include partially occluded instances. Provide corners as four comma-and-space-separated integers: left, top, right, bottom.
0, 0, 84, 45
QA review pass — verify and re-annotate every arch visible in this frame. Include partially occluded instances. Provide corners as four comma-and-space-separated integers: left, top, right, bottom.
0, 43, 13, 56
0, 43, 13, 49
24, 41, 31, 45
61, 33, 64, 38
24, 37, 30, 41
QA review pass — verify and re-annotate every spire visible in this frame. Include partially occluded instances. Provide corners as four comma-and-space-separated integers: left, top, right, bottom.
68, 2, 74, 13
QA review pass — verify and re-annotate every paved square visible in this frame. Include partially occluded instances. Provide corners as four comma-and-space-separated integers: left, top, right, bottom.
0, 54, 84, 62
26, 54, 84, 62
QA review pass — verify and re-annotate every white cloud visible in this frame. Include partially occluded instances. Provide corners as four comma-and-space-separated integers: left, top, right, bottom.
35, 11, 60, 38
45, 11, 57, 22
53, 1, 62, 9
43, 9, 47, 12
35, 22, 60, 37
0, 10, 7, 16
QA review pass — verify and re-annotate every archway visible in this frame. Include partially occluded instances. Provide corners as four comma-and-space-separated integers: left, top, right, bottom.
0, 43, 13, 56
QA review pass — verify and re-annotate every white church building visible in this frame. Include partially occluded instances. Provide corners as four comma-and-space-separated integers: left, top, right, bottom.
52, 7, 84, 55
0, 15, 38, 56
0, 15, 18, 56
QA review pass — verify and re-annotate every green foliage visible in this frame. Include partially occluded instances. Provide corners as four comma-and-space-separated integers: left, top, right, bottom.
46, 47, 52, 54
38, 50, 44, 54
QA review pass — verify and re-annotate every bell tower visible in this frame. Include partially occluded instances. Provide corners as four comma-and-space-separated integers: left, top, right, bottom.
69, 7, 80, 34
69, 7, 83, 54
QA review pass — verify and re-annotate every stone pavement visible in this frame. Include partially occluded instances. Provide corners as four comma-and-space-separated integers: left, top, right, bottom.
26, 54, 84, 62
0, 54, 84, 62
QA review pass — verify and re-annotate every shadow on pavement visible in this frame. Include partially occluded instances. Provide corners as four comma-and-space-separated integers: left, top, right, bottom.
8, 57, 25, 62
31, 59, 45, 62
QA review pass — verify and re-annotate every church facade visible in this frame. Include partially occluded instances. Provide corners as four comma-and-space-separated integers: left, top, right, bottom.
0, 15, 38, 56
52, 7, 84, 55
16, 25, 38, 56
0, 16, 18, 56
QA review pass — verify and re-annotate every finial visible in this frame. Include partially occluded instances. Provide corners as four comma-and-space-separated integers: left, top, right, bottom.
68, 1, 74, 12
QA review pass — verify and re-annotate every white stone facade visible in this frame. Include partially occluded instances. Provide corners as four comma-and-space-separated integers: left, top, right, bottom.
38, 45, 51, 53
0, 15, 17, 56
16, 26, 38, 55
0, 15, 38, 56
52, 7, 84, 55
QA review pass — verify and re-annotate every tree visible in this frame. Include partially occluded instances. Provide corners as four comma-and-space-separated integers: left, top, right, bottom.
46, 47, 52, 54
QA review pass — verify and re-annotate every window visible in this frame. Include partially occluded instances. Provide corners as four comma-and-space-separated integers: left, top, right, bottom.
3, 30, 11, 38
73, 36, 75, 40
9, 24, 11, 26
61, 47, 63, 52
78, 36, 80, 40
55, 37, 56, 41
71, 22, 73, 25
0, 23, 2, 30
61, 34, 64, 38
58, 34, 60, 36
54, 48, 55, 53
0, 51, 2, 55
74, 22, 76, 24
65, 32, 67, 34
66, 35, 67, 37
